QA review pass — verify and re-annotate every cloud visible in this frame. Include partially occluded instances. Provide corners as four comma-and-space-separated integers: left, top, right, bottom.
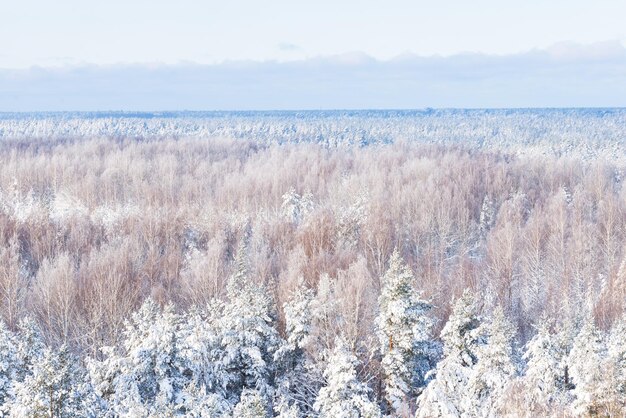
277, 42, 302, 52
543, 40, 626, 61
1, 42, 625, 111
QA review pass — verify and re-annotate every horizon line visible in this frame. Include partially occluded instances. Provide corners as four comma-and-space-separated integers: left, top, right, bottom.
1, 107, 626, 116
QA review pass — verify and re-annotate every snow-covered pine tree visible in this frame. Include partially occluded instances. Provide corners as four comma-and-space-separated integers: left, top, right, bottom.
231, 388, 271, 417
8, 344, 99, 417
310, 273, 341, 360
313, 338, 381, 418
605, 313, 626, 415
274, 395, 302, 418
522, 317, 567, 411
178, 383, 231, 418
0, 321, 18, 411
88, 299, 192, 416
567, 314, 607, 416
416, 289, 482, 418
276, 283, 314, 367
219, 242, 281, 402
274, 284, 317, 415
178, 304, 231, 415
281, 188, 313, 225
375, 250, 433, 413
479, 194, 496, 235
13, 317, 45, 382
463, 305, 517, 416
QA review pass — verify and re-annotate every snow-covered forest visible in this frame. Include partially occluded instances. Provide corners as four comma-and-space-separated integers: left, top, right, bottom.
1, 113, 626, 416
2, 109, 626, 161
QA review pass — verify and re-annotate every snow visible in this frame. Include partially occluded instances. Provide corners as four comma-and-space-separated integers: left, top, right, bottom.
2, 109, 626, 161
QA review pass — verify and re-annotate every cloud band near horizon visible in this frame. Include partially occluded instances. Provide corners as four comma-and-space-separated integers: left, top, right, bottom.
1, 42, 626, 111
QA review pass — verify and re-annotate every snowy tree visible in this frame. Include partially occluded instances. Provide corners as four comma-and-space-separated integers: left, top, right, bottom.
522, 318, 567, 411
179, 384, 231, 418
604, 313, 626, 414
336, 194, 368, 249
567, 314, 607, 416
276, 284, 314, 366
310, 274, 342, 361
8, 345, 99, 418
13, 317, 45, 380
463, 305, 517, 416
88, 299, 194, 416
0, 321, 18, 410
274, 395, 302, 418
281, 189, 313, 224
313, 339, 381, 418
274, 284, 318, 414
232, 389, 270, 418
375, 250, 434, 413
178, 304, 229, 405
479, 194, 496, 235
416, 290, 482, 418
218, 244, 281, 401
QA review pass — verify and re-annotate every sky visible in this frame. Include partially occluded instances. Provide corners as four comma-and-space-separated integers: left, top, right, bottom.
1, 0, 626, 110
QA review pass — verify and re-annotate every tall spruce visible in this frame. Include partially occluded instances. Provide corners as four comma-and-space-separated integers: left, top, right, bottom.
416, 290, 482, 417
375, 250, 433, 413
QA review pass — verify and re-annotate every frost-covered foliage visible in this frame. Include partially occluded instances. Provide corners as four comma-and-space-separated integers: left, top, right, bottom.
281, 189, 313, 224
217, 246, 282, 400
522, 318, 568, 410
2, 289, 626, 416
417, 290, 482, 417
313, 339, 381, 418
2, 109, 626, 161
0, 322, 18, 409
232, 389, 270, 418
88, 299, 197, 416
336, 193, 368, 249
274, 285, 318, 415
604, 313, 626, 414
375, 250, 434, 413
567, 315, 607, 416
2, 115, 626, 416
479, 195, 496, 235
464, 306, 517, 416
8, 345, 98, 417
0, 319, 98, 417
279, 285, 314, 360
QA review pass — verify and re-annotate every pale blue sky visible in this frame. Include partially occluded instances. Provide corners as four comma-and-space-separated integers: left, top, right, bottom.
1, 1, 625, 110
2, 0, 625, 67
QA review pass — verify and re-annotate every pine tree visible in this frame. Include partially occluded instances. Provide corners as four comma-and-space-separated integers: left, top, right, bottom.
479, 194, 496, 235
219, 244, 281, 401
567, 314, 607, 416
463, 306, 517, 416
0, 321, 18, 411
281, 189, 313, 224
8, 345, 99, 417
274, 284, 317, 415
88, 299, 192, 416
179, 383, 231, 418
313, 339, 381, 418
13, 317, 45, 382
375, 250, 433, 413
274, 395, 302, 418
232, 389, 270, 418
310, 274, 341, 360
276, 284, 314, 366
605, 313, 626, 415
521, 316, 573, 414
416, 290, 482, 417
179, 304, 230, 405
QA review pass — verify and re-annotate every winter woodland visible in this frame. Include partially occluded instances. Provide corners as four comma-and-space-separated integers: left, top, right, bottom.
1, 110, 626, 416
